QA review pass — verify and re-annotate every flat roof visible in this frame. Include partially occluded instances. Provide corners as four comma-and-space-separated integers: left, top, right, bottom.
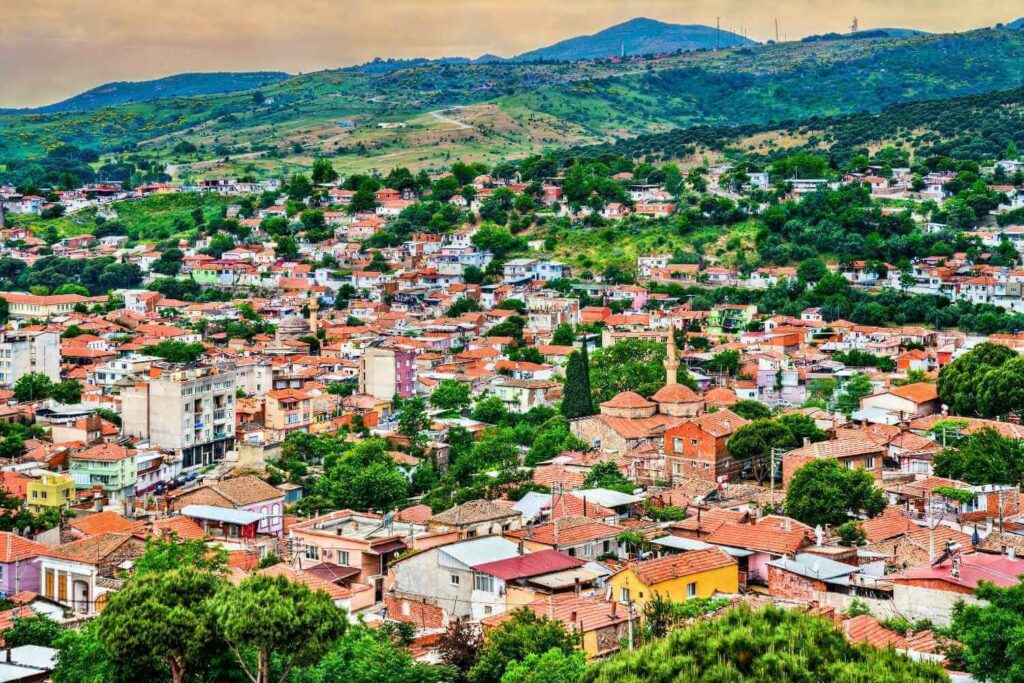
181, 505, 263, 525
652, 535, 755, 558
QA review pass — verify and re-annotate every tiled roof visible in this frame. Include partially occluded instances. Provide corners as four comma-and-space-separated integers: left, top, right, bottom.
786, 437, 885, 460
843, 614, 909, 649
531, 464, 587, 490
150, 516, 207, 541
859, 507, 918, 544
703, 387, 738, 406
893, 552, 1024, 590
70, 510, 146, 537
39, 531, 142, 564
506, 517, 621, 547
0, 532, 48, 563
429, 499, 521, 526
888, 382, 939, 404
72, 442, 134, 462
481, 593, 628, 633
600, 391, 655, 410
623, 547, 736, 585
651, 384, 701, 404
693, 408, 749, 437
705, 522, 809, 555
209, 475, 283, 506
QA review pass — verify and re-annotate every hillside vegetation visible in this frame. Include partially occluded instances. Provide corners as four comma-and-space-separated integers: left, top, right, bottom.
4, 27, 1024, 178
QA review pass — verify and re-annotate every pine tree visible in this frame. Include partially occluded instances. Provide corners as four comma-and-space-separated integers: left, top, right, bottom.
561, 347, 594, 419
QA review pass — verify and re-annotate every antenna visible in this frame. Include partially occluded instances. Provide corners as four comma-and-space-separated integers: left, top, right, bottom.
850, 17, 859, 34
775, 18, 780, 43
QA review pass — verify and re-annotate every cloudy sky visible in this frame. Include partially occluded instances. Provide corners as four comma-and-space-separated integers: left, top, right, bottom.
1, 0, 1021, 108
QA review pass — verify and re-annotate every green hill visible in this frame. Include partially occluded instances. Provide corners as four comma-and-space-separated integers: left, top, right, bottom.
2, 72, 289, 114
512, 17, 753, 62
3, 26, 1024, 178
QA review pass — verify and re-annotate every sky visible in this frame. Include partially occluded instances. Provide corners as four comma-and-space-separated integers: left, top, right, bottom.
1, 0, 1022, 108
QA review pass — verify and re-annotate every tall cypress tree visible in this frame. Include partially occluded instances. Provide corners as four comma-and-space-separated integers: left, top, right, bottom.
561, 346, 594, 419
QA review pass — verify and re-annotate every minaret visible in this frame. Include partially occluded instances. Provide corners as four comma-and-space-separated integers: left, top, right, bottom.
664, 320, 679, 386
308, 295, 319, 337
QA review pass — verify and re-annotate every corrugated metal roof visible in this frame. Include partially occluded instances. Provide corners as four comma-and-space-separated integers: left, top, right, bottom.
473, 549, 585, 580
181, 505, 263, 525
438, 536, 521, 570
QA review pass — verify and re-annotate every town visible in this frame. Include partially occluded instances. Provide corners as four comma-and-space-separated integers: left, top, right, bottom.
2, 6, 1024, 683
0, 144, 1017, 681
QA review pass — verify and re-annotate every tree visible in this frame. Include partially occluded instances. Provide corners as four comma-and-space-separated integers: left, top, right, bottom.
1, 615, 62, 648
430, 380, 472, 413
468, 609, 579, 683
310, 158, 338, 185
706, 350, 741, 377
551, 323, 575, 347
213, 574, 347, 683
97, 567, 223, 683
471, 396, 509, 425
726, 419, 796, 483
142, 340, 207, 364
53, 619, 149, 683
835, 373, 873, 415
398, 397, 431, 453
438, 620, 483, 682
937, 342, 1018, 417
731, 399, 771, 421
582, 461, 633, 493
134, 536, 228, 575
776, 413, 826, 445
585, 605, 947, 682
588, 340, 696, 403
933, 427, 1024, 485
292, 624, 451, 683
785, 458, 886, 528
13, 373, 53, 402
316, 439, 409, 511
287, 174, 314, 201
500, 649, 584, 683
797, 257, 829, 282
51, 380, 82, 405
560, 349, 594, 419
951, 579, 1024, 683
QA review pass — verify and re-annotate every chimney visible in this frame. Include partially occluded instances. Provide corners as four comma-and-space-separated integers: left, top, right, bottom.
784, 518, 792, 532
610, 600, 617, 617
803, 437, 810, 447
517, 539, 524, 556
570, 610, 577, 625
1010, 546, 1017, 561
574, 577, 580, 595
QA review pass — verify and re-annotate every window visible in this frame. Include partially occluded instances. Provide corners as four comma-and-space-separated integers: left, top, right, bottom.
673, 462, 682, 475
474, 574, 494, 592
338, 551, 350, 566
691, 439, 698, 446
402, 600, 411, 616
865, 457, 875, 470
673, 437, 683, 452
583, 543, 594, 558
619, 587, 630, 604
450, 574, 460, 586
687, 582, 697, 598
304, 545, 320, 561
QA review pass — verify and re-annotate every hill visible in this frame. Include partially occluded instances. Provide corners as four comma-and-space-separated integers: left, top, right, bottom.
4, 26, 1024, 179
3, 72, 290, 114
1008, 17, 1024, 29
513, 17, 753, 62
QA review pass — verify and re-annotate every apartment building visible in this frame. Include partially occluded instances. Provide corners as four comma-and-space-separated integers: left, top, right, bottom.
121, 365, 237, 469
0, 292, 91, 319
359, 345, 416, 401
0, 330, 60, 386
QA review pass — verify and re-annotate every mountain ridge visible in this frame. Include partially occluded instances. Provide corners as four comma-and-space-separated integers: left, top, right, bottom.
2, 71, 290, 115
512, 17, 754, 62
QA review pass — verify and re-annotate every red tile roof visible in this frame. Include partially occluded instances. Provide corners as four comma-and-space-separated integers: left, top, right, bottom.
705, 522, 809, 555
622, 547, 736, 585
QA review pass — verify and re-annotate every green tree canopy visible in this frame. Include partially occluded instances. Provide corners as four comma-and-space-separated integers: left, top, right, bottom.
430, 380, 473, 413
469, 609, 579, 683
588, 340, 696, 403
932, 426, 1024, 485
785, 458, 886, 528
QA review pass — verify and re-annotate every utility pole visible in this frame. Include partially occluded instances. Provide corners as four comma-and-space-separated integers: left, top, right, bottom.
627, 602, 636, 649
775, 18, 780, 43
716, 17, 721, 50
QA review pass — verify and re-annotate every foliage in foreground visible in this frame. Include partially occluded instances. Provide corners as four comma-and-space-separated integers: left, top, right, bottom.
582, 605, 948, 683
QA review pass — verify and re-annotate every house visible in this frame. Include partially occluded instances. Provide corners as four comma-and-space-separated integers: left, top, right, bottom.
290, 509, 434, 603
782, 437, 886, 486
180, 505, 264, 540
481, 593, 629, 659
663, 409, 750, 483
504, 516, 623, 560
25, 474, 75, 515
386, 536, 523, 623
170, 475, 285, 536
0, 533, 48, 595
68, 443, 138, 502
703, 522, 810, 586
607, 548, 738, 609
464, 549, 589, 621
890, 552, 1024, 624
427, 499, 523, 538
37, 532, 147, 614
859, 383, 941, 420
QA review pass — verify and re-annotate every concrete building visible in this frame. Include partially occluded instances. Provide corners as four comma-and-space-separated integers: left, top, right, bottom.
0, 293, 90, 320
26, 473, 75, 515
121, 365, 236, 469
0, 331, 60, 386
359, 345, 415, 401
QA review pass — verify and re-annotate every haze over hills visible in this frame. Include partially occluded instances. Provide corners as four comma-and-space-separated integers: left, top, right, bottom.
0, 72, 290, 115
512, 17, 754, 61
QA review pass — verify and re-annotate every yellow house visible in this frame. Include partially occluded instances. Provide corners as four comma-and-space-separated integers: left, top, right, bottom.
607, 547, 738, 610
26, 473, 76, 514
